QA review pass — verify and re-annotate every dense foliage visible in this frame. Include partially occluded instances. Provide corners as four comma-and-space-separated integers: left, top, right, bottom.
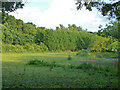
75, 0, 119, 53
75, 0, 120, 20
97, 21, 119, 51
2, 14, 118, 52
1, 1, 24, 13
97, 21, 119, 39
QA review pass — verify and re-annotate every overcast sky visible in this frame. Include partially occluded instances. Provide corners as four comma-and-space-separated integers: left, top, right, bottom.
9, 0, 110, 32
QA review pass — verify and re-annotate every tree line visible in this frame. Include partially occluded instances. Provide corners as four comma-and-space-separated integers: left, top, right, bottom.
1, 14, 118, 52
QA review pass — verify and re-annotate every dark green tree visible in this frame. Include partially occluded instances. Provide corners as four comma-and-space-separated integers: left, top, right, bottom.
56, 27, 60, 30
59, 24, 65, 30
76, 0, 120, 54
77, 26, 82, 31
76, 0, 120, 20
1, 1, 25, 13
72, 24, 77, 30
2, 15, 37, 45
98, 21, 119, 39
68, 24, 72, 30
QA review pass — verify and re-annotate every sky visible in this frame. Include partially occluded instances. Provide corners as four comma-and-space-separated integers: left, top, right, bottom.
9, 0, 111, 32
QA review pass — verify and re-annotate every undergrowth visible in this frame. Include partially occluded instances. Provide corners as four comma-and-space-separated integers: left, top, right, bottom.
27, 59, 117, 75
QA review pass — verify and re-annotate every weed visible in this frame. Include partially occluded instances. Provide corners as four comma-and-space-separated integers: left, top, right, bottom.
49, 66, 53, 71
62, 65, 66, 70
68, 55, 72, 60
68, 64, 75, 69
78, 63, 93, 70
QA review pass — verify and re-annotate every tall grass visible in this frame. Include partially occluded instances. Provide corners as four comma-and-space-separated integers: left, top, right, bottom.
2, 52, 118, 88
76, 49, 117, 59
27, 59, 117, 75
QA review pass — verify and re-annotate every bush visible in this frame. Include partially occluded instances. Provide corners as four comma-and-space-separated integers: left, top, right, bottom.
2, 44, 25, 53
78, 63, 93, 69
2, 44, 12, 52
76, 49, 91, 56
27, 59, 49, 66
107, 41, 118, 51
28, 60, 40, 65
68, 64, 75, 69
68, 55, 72, 60
27, 59, 61, 68
39, 42, 48, 52
76, 63, 103, 71
2, 43, 48, 53
23, 43, 34, 51
89, 36, 109, 52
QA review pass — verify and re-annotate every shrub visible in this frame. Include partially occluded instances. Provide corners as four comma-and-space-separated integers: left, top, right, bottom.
23, 43, 35, 51
27, 59, 61, 68
2, 44, 25, 53
27, 60, 40, 65
76, 63, 103, 71
25, 43, 48, 52
2, 43, 49, 53
107, 41, 118, 52
12, 45, 25, 52
79, 63, 93, 69
89, 36, 109, 52
76, 49, 91, 56
68, 55, 72, 60
68, 64, 75, 69
2, 44, 12, 52
39, 42, 48, 52
27, 59, 49, 66
51, 61, 56, 67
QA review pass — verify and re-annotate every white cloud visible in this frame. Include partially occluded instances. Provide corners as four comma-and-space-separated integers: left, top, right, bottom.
9, 0, 109, 32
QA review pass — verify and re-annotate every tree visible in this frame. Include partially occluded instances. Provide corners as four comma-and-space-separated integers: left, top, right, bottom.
1, 0, 25, 13
72, 24, 77, 30
68, 24, 72, 30
56, 27, 60, 30
1, 0, 25, 24
59, 24, 65, 30
101, 21, 119, 39
2, 15, 37, 45
75, 0, 120, 51
77, 26, 82, 31
75, 0, 120, 20
75, 0, 120, 72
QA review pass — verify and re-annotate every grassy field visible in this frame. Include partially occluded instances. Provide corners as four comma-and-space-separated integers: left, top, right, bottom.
2, 52, 119, 88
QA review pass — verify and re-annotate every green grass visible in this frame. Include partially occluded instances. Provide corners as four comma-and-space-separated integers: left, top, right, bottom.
2, 52, 119, 88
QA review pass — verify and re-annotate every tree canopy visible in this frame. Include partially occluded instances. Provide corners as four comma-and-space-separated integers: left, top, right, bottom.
97, 21, 119, 39
1, 0, 25, 13
2, 14, 118, 52
75, 0, 120, 20
75, 0, 120, 53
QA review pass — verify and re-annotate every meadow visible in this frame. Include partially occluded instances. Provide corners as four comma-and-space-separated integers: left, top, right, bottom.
1, 2, 119, 89
2, 51, 119, 88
